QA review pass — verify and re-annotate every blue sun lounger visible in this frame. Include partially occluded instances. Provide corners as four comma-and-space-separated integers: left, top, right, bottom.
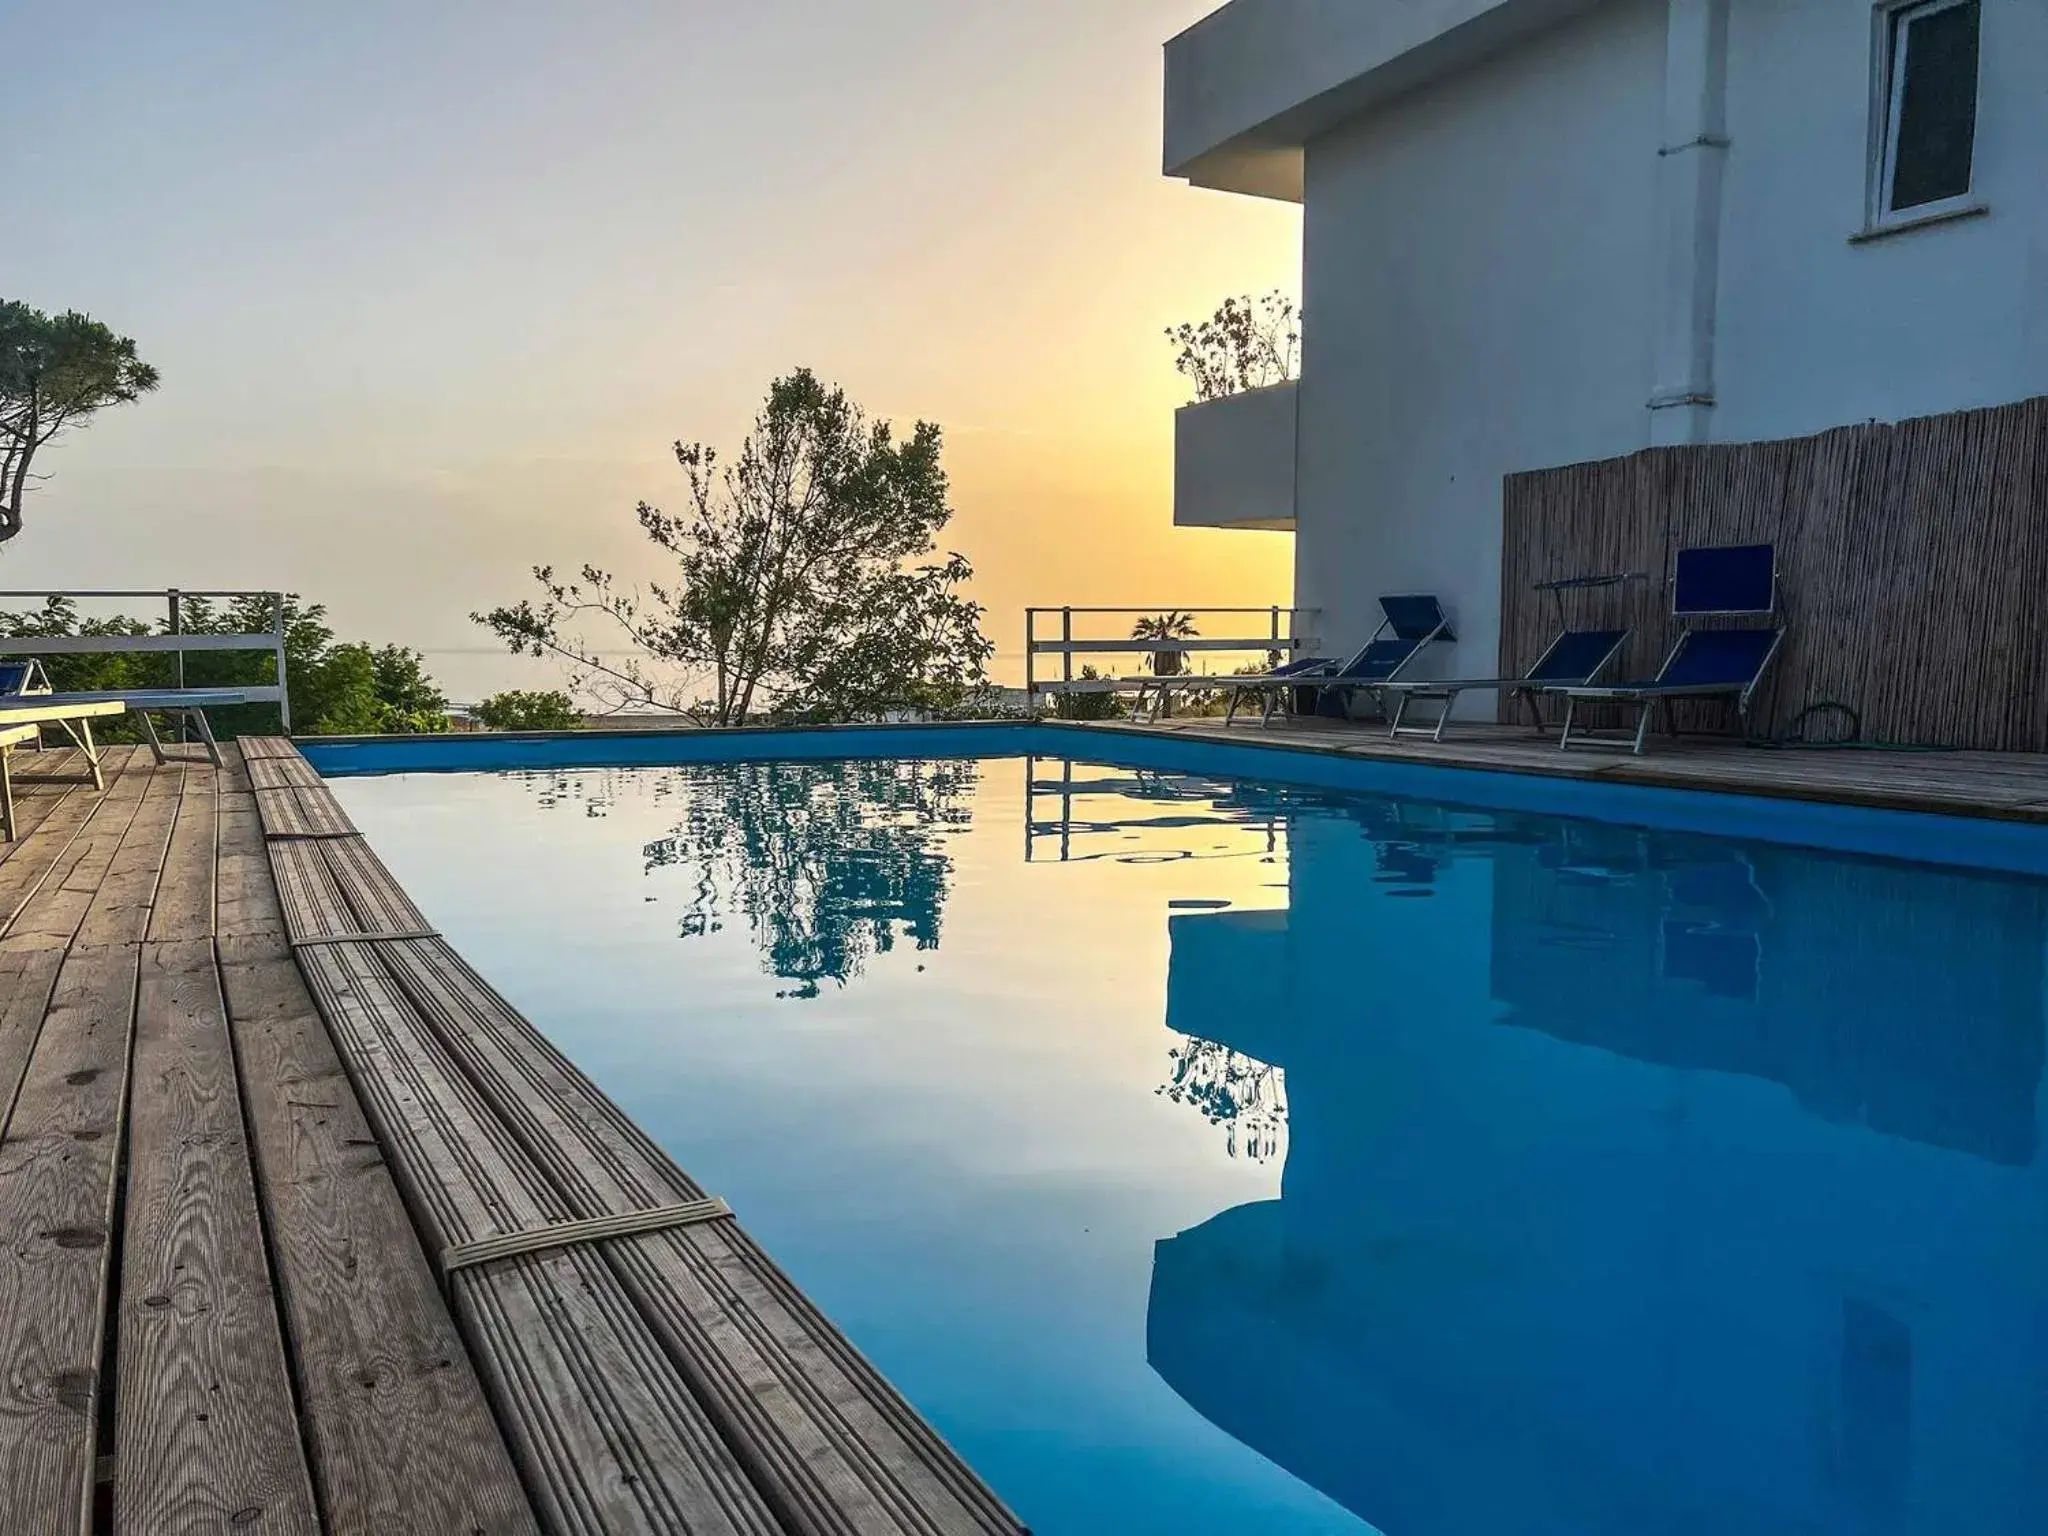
1549, 544, 1784, 755
1381, 626, 1629, 742
1224, 594, 1453, 726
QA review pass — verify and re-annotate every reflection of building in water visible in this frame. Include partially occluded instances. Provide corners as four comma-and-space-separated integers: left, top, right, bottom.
1150, 805, 2048, 1536
1025, 757, 1302, 1157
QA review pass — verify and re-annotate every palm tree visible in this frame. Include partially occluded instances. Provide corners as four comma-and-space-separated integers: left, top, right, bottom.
1131, 611, 1199, 677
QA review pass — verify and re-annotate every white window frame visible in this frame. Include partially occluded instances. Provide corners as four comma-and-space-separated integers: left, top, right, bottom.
1864, 0, 1984, 234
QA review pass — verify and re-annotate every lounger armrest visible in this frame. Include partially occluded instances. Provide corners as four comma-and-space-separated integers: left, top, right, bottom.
1555, 682, 1746, 701
1381, 678, 1529, 695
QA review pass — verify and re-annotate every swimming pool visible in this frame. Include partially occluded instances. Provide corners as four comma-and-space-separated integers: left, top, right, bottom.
319, 729, 2048, 1536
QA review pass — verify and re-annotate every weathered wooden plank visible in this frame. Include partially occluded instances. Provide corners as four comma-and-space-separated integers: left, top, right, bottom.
114, 939, 319, 1533
217, 759, 285, 945
244, 756, 322, 792
218, 934, 541, 1535
256, 787, 355, 841
0, 747, 140, 935
322, 836, 432, 936
0, 944, 66, 1135
212, 751, 538, 1532
0, 943, 141, 1532
235, 738, 297, 762
0, 746, 84, 859
0, 758, 158, 1125
145, 764, 217, 946
71, 766, 186, 952
267, 838, 356, 942
377, 935, 1026, 1536
0, 760, 193, 1531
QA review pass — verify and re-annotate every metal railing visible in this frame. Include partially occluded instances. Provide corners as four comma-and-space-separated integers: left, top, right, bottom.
1023, 605, 1318, 706
0, 589, 291, 731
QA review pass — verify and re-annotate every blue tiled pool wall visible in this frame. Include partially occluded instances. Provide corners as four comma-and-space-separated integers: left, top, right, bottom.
298, 724, 2048, 878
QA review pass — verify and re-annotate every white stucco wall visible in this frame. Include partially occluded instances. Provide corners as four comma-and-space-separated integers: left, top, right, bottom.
1173, 382, 1298, 531
1285, 0, 2048, 699
1294, 0, 1668, 689
1163, 0, 1609, 199
1714, 0, 2048, 438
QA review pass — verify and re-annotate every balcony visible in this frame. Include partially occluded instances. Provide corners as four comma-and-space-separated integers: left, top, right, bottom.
1174, 380, 1297, 532
1164, 0, 1602, 201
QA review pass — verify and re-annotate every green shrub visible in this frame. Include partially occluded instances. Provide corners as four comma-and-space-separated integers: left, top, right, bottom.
473, 689, 584, 731
1053, 666, 1129, 721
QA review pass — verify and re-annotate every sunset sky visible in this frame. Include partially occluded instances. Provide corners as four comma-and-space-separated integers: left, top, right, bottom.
6, 0, 1299, 698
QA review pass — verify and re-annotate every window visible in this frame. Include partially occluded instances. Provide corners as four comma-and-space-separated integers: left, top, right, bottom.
1873, 0, 1982, 222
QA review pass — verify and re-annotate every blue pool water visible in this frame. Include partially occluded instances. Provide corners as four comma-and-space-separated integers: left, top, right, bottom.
327, 739, 2048, 1536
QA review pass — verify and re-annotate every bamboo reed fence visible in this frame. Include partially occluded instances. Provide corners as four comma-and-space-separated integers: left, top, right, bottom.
1499, 395, 2048, 748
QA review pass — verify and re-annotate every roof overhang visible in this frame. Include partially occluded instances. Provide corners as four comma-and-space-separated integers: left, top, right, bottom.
1163, 0, 1608, 202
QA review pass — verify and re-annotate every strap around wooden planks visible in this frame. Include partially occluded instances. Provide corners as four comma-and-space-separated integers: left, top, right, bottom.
290, 929, 441, 947
441, 1197, 734, 1276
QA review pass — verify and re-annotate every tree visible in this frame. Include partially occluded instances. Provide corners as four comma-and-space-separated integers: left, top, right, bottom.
475, 369, 993, 725
1131, 610, 1199, 677
1164, 291, 1300, 404
475, 689, 583, 731
0, 302, 160, 544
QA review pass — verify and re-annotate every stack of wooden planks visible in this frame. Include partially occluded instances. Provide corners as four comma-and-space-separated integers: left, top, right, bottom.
239, 738, 1027, 1536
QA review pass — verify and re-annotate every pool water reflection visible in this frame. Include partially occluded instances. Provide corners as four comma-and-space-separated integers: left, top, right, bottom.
332, 755, 2048, 1536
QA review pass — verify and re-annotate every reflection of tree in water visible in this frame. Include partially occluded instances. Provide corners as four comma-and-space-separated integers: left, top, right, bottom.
643, 758, 975, 998
1160, 1037, 1288, 1162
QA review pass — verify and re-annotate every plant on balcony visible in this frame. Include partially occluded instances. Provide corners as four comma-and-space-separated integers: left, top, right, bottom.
1165, 290, 1299, 403
1131, 610, 1199, 676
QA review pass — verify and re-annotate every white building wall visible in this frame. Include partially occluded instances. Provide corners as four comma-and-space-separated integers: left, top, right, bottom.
1270, 0, 2048, 695
1172, 382, 1298, 531
1714, 0, 2048, 440
1294, 0, 1668, 686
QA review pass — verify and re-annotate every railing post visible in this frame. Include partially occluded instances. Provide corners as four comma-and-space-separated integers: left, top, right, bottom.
1024, 609, 1035, 709
168, 589, 184, 689
273, 593, 292, 734
1061, 608, 1073, 688
1059, 756, 1073, 863
1023, 754, 1036, 863
168, 588, 186, 742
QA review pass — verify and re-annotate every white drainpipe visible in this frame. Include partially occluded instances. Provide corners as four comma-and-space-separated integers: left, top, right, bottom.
1648, 0, 1732, 448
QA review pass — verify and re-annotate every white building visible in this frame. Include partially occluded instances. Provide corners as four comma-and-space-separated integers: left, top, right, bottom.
1165, 0, 2046, 700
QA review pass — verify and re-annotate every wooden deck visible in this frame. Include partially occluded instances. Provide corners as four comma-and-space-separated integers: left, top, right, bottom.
1087, 717, 2048, 823
0, 741, 1026, 1535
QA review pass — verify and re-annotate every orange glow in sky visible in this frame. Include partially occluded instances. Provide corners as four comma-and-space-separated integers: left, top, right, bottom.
6, 1, 1298, 696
